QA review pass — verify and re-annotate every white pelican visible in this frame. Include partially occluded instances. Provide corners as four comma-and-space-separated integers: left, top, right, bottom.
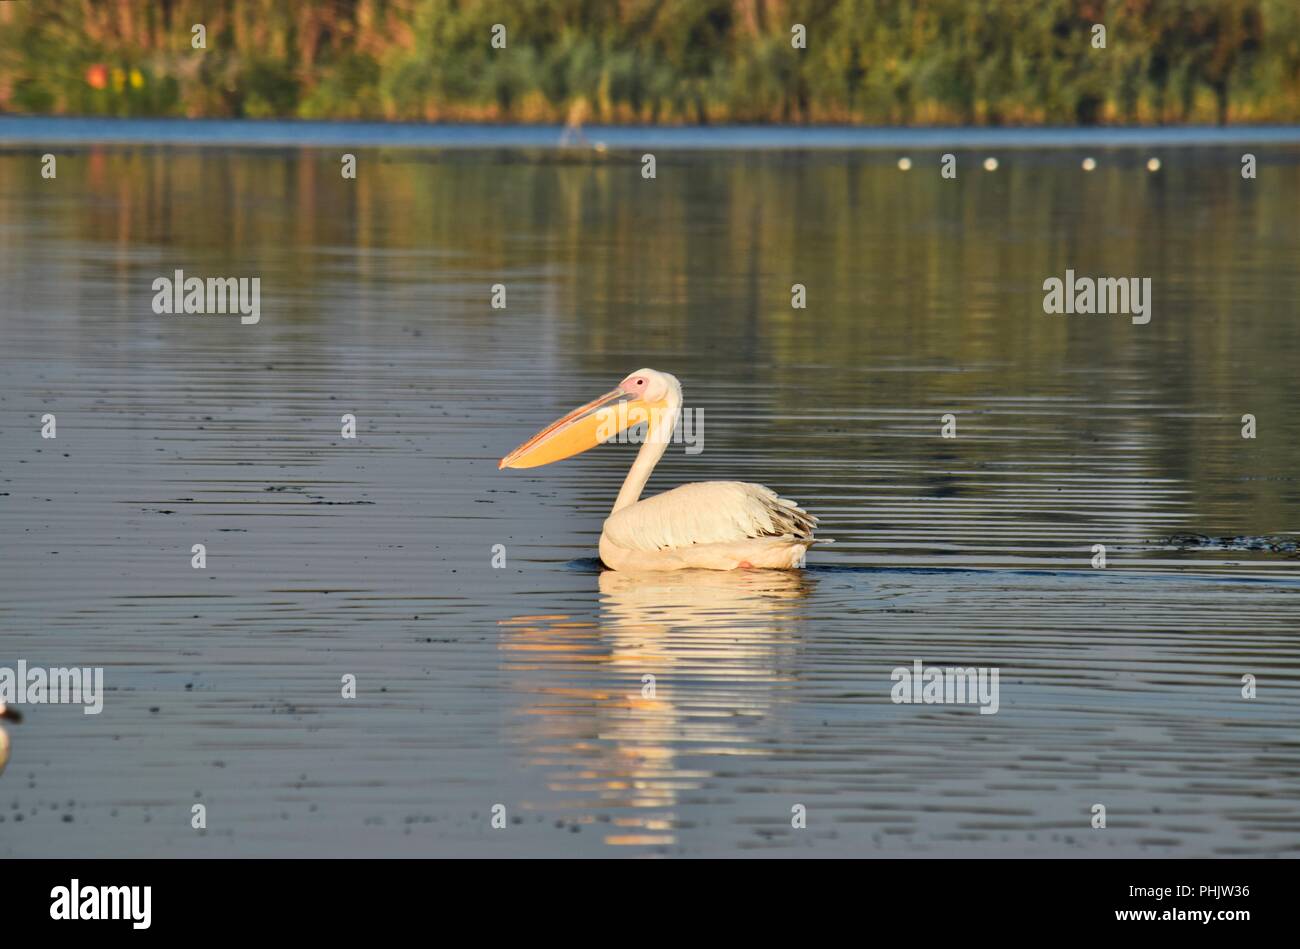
499, 368, 827, 571
0, 702, 20, 776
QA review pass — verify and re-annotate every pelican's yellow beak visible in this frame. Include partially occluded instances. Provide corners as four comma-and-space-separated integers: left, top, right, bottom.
499, 386, 666, 469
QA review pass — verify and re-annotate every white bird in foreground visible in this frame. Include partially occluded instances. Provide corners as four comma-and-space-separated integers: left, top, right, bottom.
499, 368, 828, 571
0, 702, 20, 776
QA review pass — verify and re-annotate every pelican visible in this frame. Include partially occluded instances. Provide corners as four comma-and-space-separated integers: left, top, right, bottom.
499, 368, 828, 570
0, 702, 20, 776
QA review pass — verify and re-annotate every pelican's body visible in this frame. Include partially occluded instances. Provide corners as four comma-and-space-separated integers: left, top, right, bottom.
500, 369, 827, 571
599, 480, 819, 570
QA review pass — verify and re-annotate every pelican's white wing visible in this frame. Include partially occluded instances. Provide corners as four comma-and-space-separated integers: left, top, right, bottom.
603, 481, 820, 553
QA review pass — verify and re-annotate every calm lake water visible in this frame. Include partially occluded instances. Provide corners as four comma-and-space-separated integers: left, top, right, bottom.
1, 122, 1298, 856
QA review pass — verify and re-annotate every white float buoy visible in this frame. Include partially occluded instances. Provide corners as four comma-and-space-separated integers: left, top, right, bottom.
983, 157, 998, 171
1082, 157, 1097, 171
897, 157, 912, 171
1147, 157, 1161, 172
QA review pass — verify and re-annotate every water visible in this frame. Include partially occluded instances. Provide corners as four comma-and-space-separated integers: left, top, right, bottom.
7, 115, 1300, 150
1, 122, 1298, 856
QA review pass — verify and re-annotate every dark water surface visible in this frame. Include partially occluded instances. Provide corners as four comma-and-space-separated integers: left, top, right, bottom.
1, 127, 1298, 856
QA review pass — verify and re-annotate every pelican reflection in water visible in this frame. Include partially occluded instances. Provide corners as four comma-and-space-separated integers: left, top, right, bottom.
499, 568, 810, 847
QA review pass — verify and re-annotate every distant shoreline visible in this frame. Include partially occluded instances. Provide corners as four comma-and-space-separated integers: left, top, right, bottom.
4, 116, 1300, 151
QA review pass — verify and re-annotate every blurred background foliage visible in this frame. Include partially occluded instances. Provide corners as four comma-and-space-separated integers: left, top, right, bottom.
0, 0, 1297, 124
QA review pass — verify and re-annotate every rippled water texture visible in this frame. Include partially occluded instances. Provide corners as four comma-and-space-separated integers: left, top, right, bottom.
1, 132, 1298, 856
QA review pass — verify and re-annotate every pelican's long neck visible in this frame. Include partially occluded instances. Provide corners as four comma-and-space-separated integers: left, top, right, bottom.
611, 379, 681, 514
